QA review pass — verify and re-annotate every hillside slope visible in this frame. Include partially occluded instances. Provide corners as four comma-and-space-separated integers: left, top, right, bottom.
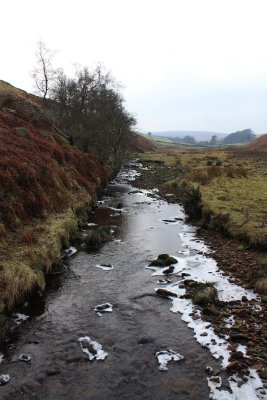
0, 81, 108, 318
245, 133, 267, 152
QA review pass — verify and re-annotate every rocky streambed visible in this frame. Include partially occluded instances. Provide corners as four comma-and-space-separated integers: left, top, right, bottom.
0, 160, 266, 400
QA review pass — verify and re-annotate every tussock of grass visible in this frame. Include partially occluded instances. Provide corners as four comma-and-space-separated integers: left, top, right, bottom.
255, 277, 267, 295
0, 202, 89, 313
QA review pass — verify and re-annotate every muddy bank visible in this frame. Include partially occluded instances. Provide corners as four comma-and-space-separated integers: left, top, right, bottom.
134, 158, 267, 379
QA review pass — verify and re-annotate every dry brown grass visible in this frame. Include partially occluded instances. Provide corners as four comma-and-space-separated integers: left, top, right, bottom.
0, 81, 108, 315
255, 277, 267, 295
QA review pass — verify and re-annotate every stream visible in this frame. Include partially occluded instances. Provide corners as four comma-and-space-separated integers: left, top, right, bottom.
0, 160, 266, 400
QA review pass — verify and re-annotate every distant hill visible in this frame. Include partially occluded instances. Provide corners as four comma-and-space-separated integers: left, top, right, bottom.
149, 131, 227, 141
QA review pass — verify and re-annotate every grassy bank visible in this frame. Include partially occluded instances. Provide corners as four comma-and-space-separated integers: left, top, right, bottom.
0, 81, 108, 338
139, 147, 267, 248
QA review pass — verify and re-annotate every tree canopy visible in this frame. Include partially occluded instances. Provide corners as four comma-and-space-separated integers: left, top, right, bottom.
32, 43, 136, 171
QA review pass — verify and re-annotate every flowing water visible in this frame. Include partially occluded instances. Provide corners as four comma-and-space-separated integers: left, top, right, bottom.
0, 162, 265, 400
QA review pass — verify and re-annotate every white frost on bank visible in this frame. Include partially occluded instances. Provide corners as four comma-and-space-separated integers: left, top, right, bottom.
78, 336, 108, 361
208, 369, 266, 400
146, 204, 265, 399
169, 295, 231, 367
156, 349, 184, 371
183, 254, 257, 302
95, 264, 114, 271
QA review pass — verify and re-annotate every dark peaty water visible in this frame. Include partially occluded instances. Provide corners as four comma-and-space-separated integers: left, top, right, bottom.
0, 168, 221, 400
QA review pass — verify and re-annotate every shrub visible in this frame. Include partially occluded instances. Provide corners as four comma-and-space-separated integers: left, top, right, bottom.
184, 186, 202, 220
216, 159, 223, 166
207, 160, 213, 166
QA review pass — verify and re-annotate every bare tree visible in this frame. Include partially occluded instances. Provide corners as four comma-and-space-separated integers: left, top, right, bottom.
32, 41, 57, 99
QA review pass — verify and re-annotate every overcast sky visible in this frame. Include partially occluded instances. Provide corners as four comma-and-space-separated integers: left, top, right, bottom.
1, 0, 267, 133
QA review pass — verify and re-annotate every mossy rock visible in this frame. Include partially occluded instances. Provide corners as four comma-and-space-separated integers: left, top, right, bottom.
183, 279, 198, 288
192, 283, 218, 306
163, 265, 175, 274
156, 288, 177, 298
149, 259, 166, 267
158, 254, 170, 260
261, 295, 267, 303
149, 254, 178, 267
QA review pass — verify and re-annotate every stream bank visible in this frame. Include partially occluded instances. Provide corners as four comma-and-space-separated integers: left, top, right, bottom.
0, 160, 266, 400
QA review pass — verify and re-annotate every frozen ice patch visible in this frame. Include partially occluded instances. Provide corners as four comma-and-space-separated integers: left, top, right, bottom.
0, 354, 4, 364
94, 303, 113, 315
109, 206, 125, 212
156, 349, 184, 371
95, 264, 114, 271
224, 315, 235, 328
78, 336, 108, 361
18, 354, 31, 363
0, 374, 10, 386
12, 313, 29, 325
157, 278, 172, 284
62, 246, 77, 258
